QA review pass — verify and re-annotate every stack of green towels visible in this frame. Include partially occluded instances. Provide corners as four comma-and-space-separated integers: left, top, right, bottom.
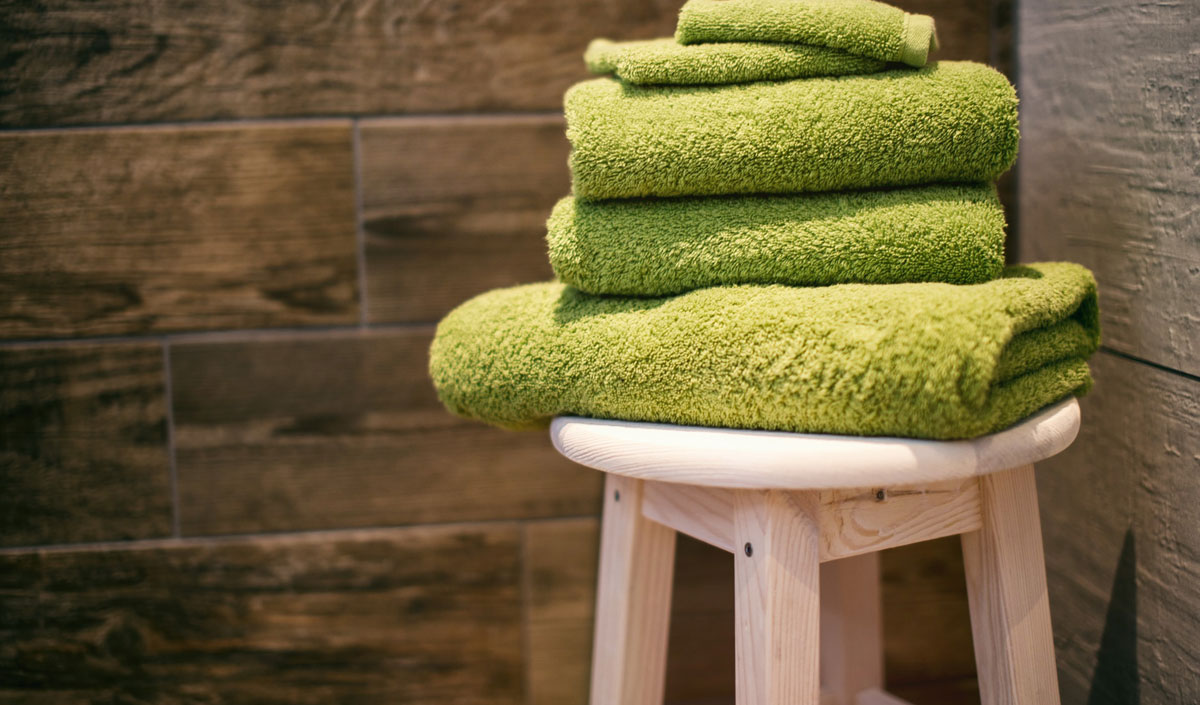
430, 0, 1100, 441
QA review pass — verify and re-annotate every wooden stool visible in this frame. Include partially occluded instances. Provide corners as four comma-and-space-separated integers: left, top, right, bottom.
550, 398, 1080, 705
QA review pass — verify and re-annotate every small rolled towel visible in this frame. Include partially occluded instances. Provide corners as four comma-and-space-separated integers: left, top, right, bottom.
548, 184, 1006, 295
429, 262, 1099, 440
566, 62, 1019, 200
676, 0, 937, 68
585, 37, 884, 85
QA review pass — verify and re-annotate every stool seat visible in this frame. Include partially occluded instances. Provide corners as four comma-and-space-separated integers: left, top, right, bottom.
551, 397, 1079, 490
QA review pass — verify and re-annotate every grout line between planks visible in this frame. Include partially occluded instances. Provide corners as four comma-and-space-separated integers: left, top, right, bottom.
0, 321, 438, 349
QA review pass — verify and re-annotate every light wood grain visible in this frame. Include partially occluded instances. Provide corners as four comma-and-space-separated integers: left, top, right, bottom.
854, 688, 915, 705
819, 479, 982, 561
734, 490, 822, 705
0, 0, 681, 127
171, 329, 601, 535
820, 553, 884, 705
1033, 351, 1200, 704
0, 524, 523, 704
0, 125, 358, 339
551, 399, 1080, 490
961, 465, 1060, 705
1018, 0, 1200, 375
643, 481, 736, 553
0, 342, 171, 547
591, 475, 677, 705
360, 116, 569, 323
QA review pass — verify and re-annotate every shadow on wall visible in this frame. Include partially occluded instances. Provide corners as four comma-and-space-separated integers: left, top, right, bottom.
1088, 527, 1138, 704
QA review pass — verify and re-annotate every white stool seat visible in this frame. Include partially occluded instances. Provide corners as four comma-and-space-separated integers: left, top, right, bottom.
551, 398, 1080, 490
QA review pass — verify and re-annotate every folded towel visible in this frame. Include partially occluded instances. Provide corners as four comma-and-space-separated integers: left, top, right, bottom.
429, 262, 1099, 440
566, 62, 1019, 200
676, 0, 937, 68
585, 37, 884, 85
548, 184, 1007, 295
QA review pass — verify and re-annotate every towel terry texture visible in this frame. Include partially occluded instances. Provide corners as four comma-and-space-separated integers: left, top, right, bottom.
676, 0, 937, 68
429, 262, 1099, 440
566, 62, 1019, 200
548, 184, 1007, 295
585, 37, 884, 85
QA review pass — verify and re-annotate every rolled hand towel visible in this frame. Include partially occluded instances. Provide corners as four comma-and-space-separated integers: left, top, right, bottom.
676, 0, 937, 68
429, 262, 1099, 440
566, 62, 1019, 200
548, 184, 1006, 295
585, 37, 884, 85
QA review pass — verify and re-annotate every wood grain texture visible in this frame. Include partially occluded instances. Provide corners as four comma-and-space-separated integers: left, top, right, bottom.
0, 125, 358, 339
1018, 0, 1200, 374
0, 524, 523, 704
171, 329, 602, 536
961, 465, 1060, 705
880, 537, 978, 686
0, 0, 681, 127
590, 475, 676, 705
0, 342, 171, 547
360, 116, 569, 323
734, 490, 821, 705
819, 553, 884, 704
1034, 352, 1200, 703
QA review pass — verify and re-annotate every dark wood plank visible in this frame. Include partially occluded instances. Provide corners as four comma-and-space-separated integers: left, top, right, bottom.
360, 116, 569, 323
1018, 0, 1200, 375
880, 537, 977, 686
0, 342, 171, 547
901, 0, 991, 64
0, 124, 358, 339
170, 329, 603, 536
0, 524, 523, 704
1034, 352, 1200, 704
0, 0, 680, 127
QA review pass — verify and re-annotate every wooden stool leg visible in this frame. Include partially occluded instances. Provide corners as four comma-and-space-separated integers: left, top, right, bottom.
820, 552, 884, 705
734, 489, 822, 705
590, 474, 677, 705
961, 465, 1061, 705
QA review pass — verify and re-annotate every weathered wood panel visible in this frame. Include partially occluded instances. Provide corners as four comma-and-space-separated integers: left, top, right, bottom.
0, 524, 523, 704
0, 125, 358, 339
1018, 0, 1200, 375
0, 0, 679, 127
171, 329, 602, 536
1034, 352, 1200, 703
360, 117, 569, 323
0, 342, 171, 547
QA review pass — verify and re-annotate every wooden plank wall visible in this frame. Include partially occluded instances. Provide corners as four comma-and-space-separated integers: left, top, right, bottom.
1, 1, 1011, 703
1018, 0, 1200, 702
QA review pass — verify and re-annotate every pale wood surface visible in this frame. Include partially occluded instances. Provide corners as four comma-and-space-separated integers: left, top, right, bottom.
855, 688, 916, 705
734, 490, 822, 705
819, 479, 982, 562
591, 475, 677, 705
551, 399, 1079, 490
1018, 0, 1200, 375
961, 465, 1061, 705
820, 553, 884, 705
359, 117, 568, 323
643, 482, 736, 553
0, 125, 358, 339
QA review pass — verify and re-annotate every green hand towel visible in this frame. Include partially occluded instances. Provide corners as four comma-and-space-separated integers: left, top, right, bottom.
429, 262, 1099, 440
548, 184, 1007, 296
676, 0, 937, 68
566, 62, 1019, 200
585, 37, 884, 85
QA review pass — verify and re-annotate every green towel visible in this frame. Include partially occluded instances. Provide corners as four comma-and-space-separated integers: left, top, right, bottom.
585, 37, 884, 85
548, 184, 1007, 295
566, 62, 1019, 200
429, 263, 1099, 440
676, 0, 937, 68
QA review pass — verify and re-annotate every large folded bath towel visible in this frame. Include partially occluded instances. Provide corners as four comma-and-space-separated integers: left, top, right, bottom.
585, 37, 884, 85
566, 62, 1019, 200
548, 184, 1006, 295
676, 0, 937, 68
430, 263, 1099, 440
